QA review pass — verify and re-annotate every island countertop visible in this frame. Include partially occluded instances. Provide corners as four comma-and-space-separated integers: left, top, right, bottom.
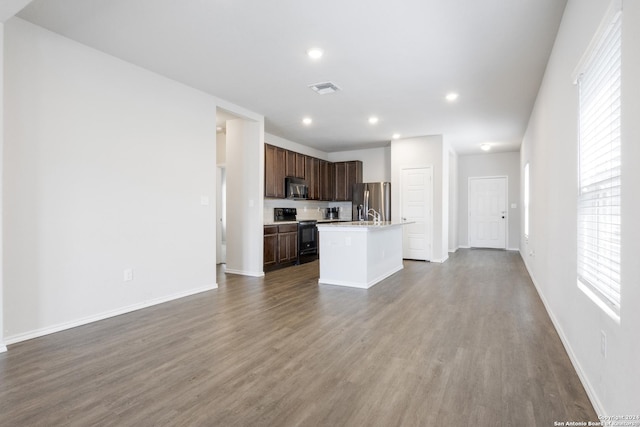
316, 221, 411, 230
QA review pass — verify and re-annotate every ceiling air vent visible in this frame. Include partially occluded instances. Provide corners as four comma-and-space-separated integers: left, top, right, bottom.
309, 81, 341, 95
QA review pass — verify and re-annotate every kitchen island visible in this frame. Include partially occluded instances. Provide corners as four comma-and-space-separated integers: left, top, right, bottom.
316, 221, 406, 289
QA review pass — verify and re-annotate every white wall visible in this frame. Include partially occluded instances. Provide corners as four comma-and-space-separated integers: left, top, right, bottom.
521, 0, 640, 414
225, 119, 264, 277
457, 152, 520, 250
328, 147, 391, 182
391, 135, 448, 262
3, 18, 219, 342
0, 22, 5, 352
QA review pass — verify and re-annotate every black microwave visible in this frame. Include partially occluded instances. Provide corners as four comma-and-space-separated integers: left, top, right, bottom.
285, 177, 308, 199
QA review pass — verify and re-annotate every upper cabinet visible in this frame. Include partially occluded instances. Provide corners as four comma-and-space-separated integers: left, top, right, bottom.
319, 160, 335, 201
305, 156, 320, 200
334, 161, 363, 201
265, 144, 286, 198
265, 144, 361, 201
285, 150, 305, 179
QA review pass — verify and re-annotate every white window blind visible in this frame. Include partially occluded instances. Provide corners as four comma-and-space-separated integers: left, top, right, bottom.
577, 6, 622, 316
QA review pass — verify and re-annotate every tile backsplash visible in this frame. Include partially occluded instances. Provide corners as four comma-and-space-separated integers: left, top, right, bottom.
264, 199, 352, 223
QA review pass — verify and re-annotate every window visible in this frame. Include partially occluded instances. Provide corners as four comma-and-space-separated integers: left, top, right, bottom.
524, 163, 530, 238
576, 2, 622, 320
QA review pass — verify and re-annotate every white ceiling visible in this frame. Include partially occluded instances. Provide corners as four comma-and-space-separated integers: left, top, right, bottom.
15, 0, 567, 154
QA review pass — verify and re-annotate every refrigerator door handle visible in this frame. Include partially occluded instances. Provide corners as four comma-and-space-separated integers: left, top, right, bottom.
364, 189, 369, 217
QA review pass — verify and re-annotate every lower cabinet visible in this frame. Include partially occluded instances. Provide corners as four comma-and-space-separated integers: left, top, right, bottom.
264, 223, 298, 271
263, 226, 279, 268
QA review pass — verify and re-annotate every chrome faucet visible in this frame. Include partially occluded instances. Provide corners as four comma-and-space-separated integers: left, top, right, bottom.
367, 208, 381, 224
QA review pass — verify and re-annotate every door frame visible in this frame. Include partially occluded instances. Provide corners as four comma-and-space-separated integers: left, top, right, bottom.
467, 175, 508, 249
399, 165, 433, 261
216, 164, 226, 264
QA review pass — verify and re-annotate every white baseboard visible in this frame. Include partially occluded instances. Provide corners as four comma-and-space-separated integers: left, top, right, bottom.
431, 255, 449, 263
4, 283, 218, 346
224, 268, 265, 277
459, 245, 471, 249
319, 265, 403, 289
0, 345, 7, 353
519, 252, 604, 416
507, 247, 520, 251
448, 246, 460, 253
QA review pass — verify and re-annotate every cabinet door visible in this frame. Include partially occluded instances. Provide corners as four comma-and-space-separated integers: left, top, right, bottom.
286, 232, 298, 261
265, 144, 286, 198
346, 160, 363, 201
334, 161, 363, 201
285, 150, 305, 179
285, 150, 296, 178
320, 161, 335, 201
264, 227, 278, 268
278, 232, 298, 263
305, 156, 317, 200
295, 153, 306, 179
334, 162, 348, 201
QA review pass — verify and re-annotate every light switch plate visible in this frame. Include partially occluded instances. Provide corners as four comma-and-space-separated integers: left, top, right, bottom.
511, 203, 517, 209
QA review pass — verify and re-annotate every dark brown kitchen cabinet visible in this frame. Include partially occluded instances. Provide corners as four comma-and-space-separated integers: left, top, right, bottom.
264, 223, 298, 271
265, 144, 286, 198
285, 150, 305, 179
305, 156, 320, 200
278, 223, 299, 264
319, 160, 334, 201
334, 160, 363, 201
263, 225, 278, 268
265, 144, 362, 202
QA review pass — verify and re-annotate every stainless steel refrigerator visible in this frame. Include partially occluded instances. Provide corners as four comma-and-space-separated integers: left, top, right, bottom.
352, 182, 391, 221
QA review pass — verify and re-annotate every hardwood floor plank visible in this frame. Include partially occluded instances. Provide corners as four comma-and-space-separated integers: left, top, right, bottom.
0, 249, 597, 426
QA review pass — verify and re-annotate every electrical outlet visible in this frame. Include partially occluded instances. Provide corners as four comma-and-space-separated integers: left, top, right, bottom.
600, 330, 607, 358
124, 268, 133, 282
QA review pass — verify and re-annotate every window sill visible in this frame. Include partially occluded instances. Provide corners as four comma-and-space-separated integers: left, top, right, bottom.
577, 280, 621, 324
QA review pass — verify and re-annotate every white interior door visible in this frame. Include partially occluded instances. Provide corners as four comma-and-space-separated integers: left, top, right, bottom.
468, 177, 507, 249
401, 167, 432, 261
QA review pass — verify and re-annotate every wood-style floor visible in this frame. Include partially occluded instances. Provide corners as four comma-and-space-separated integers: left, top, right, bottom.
0, 249, 596, 426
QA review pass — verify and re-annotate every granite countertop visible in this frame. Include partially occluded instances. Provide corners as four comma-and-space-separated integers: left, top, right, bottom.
316, 221, 412, 229
264, 221, 297, 226
264, 218, 351, 226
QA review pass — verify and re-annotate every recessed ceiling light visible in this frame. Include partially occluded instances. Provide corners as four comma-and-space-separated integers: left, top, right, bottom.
480, 143, 491, 151
392, 133, 401, 140
368, 116, 379, 125
302, 117, 312, 125
307, 48, 324, 60
445, 92, 459, 102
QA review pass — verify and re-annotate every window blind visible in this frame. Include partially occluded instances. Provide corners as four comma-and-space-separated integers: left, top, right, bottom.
577, 8, 622, 315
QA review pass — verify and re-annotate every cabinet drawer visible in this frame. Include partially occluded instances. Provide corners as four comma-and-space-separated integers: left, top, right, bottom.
264, 225, 278, 235
278, 223, 298, 233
